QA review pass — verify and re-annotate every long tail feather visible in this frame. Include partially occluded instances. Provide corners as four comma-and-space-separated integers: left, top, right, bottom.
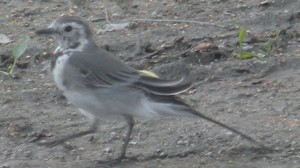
185, 107, 268, 149
149, 94, 271, 150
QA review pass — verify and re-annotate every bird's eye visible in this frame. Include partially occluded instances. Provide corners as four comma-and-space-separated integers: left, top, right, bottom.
64, 26, 73, 32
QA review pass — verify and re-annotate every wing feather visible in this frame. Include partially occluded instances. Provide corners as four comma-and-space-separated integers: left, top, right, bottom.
67, 48, 191, 95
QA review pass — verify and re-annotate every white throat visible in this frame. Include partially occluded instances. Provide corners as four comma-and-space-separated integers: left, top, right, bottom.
52, 53, 70, 91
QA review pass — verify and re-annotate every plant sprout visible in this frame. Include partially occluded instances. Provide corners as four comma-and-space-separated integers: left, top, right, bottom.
0, 36, 30, 76
263, 41, 273, 56
238, 27, 254, 59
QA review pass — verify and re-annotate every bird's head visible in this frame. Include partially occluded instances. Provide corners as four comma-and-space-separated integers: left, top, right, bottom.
36, 16, 93, 52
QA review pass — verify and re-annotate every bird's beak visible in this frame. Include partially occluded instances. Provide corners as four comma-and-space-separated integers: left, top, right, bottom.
36, 28, 58, 35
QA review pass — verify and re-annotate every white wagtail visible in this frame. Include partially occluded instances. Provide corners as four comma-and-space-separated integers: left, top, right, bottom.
36, 16, 269, 163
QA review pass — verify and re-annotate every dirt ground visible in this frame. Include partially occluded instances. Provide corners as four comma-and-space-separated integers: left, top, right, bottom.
1, 0, 300, 167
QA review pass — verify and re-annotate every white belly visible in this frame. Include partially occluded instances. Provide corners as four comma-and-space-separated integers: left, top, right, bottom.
52, 53, 70, 91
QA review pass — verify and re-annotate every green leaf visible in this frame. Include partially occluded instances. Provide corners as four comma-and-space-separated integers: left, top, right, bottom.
263, 41, 273, 53
238, 27, 246, 48
12, 36, 30, 60
0, 70, 9, 76
240, 52, 254, 59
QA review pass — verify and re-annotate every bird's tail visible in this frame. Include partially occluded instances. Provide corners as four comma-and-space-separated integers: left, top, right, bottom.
147, 94, 270, 149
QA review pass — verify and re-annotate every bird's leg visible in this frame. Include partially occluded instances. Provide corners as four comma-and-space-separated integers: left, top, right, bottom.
114, 115, 135, 163
40, 118, 99, 147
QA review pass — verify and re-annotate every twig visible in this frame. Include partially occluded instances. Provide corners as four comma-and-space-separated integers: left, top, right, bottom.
105, 8, 111, 24
133, 18, 228, 29
90, 17, 106, 22
144, 50, 162, 59
144, 36, 184, 59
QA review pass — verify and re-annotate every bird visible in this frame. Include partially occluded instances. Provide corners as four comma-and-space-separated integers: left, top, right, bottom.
36, 15, 269, 163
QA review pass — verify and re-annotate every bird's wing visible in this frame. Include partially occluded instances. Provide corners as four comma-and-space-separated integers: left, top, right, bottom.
135, 75, 192, 95
67, 48, 191, 95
